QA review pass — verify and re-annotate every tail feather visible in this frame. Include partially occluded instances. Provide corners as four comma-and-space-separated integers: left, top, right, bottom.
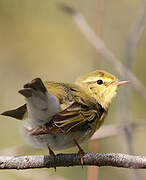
18, 78, 60, 125
1, 104, 27, 120
1, 78, 60, 125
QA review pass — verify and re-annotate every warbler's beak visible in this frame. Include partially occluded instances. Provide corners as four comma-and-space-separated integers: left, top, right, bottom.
114, 80, 129, 86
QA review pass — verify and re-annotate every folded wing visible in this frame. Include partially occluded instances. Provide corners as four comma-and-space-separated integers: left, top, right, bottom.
54, 102, 98, 133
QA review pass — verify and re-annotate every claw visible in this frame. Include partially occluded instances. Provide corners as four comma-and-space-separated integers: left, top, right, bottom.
48, 146, 56, 171
73, 139, 85, 168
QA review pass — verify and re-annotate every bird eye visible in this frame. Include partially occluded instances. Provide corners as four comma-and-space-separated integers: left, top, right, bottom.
97, 79, 103, 85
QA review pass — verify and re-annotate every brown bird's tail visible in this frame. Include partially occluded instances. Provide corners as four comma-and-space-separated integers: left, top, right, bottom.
1, 104, 26, 120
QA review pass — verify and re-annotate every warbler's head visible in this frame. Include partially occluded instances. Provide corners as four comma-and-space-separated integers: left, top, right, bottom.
76, 70, 128, 110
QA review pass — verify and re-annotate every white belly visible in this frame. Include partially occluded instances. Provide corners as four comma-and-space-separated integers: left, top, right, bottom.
20, 122, 93, 150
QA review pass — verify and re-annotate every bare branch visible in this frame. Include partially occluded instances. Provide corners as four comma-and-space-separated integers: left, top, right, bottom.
0, 153, 146, 169
126, 2, 146, 67
120, 3, 146, 180
91, 120, 146, 141
91, 124, 119, 140
121, 1, 146, 154
59, 4, 146, 100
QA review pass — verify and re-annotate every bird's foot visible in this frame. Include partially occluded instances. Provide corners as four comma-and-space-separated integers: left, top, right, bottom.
48, 146, 57, 171
73, 139, 85, 168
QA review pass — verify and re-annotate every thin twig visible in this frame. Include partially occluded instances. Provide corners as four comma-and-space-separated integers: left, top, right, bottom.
121, 0, 146, 155
59, 4, 146, 100
1, 153, 146, 169
126, 2, 146, 67
120, 3, 146, 180
91, 120, 146, 141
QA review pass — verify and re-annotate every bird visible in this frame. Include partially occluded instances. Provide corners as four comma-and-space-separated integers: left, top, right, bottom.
1, 70, 128, 166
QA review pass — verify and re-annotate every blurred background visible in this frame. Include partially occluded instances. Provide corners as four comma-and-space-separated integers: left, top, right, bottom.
0, 0, 146, 180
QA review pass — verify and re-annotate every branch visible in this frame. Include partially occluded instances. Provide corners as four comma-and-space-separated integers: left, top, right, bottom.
126, 2, 146, 67
59, 4, 146, 100
121, 1, 146, 154
120, 3, 146, 180
91, 120, 146, 141
1, 153, 146, 170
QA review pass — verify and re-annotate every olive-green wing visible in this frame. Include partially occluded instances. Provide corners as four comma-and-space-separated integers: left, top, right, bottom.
29, 102, 104, 136
53, 102, 98, 133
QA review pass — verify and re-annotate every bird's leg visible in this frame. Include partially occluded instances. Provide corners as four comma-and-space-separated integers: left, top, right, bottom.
48, 146, 56, 171
73, 139, 85, 167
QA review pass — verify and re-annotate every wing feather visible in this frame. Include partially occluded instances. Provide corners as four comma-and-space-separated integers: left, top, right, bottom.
54, 102, 98, 133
